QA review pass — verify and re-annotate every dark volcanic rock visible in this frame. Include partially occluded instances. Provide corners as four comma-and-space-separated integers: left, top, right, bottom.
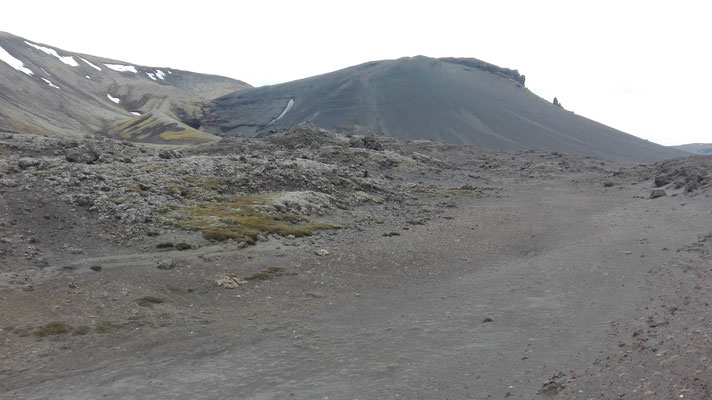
66, 144, 100, 164
650, 189, 667, 199
653, 175, 670, 187
360, 136, 383, 151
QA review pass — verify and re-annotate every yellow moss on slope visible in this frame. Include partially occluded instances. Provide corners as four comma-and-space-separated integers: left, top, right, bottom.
166, 194, 336, 243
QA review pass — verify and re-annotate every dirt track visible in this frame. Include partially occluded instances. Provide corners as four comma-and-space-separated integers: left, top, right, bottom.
4, 173, 710, 399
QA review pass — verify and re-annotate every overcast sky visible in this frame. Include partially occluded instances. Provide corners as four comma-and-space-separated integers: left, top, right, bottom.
2, 0, 710, 145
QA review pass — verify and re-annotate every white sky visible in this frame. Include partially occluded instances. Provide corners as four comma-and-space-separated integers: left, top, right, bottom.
2, 0, 710, 145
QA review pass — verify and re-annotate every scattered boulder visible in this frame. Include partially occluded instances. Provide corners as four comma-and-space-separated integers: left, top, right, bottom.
18, 157, 40, 169
685, 175, 704, 193
266, 191, 336, 216
67, 246, 85, 255
350, 135, 383, 151
540, 379, 565, 395
156, 259, 179, 270
0, 178, 18, 187
66, 144, 100, 164
315, 249, 329, 256
650, 189, 667, 199
539, 372, 567, 396
158, 149, 181, 159
175, 242, 191, 251
71, 194, 93, 207
362, 135, 383, 151
653, 175, 670, 187
216, 275, 246, 289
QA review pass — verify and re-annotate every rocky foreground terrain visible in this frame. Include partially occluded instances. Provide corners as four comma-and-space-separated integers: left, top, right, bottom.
0, 126, 711, 399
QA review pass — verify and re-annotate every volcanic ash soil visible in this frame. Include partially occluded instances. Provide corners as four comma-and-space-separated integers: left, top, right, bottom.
0, 127, 711, 399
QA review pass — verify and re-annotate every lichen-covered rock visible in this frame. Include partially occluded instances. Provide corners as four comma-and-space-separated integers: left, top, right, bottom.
158, 149, 181, 159
18, 157, 40, 169
66, 144, 100, 164
266, 191, 336, 216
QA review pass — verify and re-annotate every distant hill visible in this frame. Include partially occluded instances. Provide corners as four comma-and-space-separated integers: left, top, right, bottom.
204, 56, 686, 163
671, 143, 712, 155
0, 32, 251, 144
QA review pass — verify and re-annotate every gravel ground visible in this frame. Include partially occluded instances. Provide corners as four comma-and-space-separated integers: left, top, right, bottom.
1, 128, 710, 399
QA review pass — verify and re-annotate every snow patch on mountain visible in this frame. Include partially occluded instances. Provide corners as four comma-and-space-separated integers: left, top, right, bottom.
79, 57, 102, 71
25, 41, 79, 67
105, 64, 137, 73
41, 77, 60, 89
0, 46, 33, 75
131, 112, 141, 116
267, 98, 295, 126
85, 75, 91, 79
155, 70, 166, 80
107, 93, 120, 104
146, 72, 156, 80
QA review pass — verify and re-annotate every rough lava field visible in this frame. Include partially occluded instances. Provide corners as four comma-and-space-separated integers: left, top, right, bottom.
1, 126, 711, 399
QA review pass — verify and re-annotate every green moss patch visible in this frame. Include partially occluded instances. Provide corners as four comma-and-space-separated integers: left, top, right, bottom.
159, 130, 216, 143
166, 194, 336, 243
33, 322, 71, 337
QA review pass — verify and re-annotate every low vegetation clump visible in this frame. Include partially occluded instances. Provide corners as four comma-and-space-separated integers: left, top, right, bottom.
17, 322, 118, 337
245, 267, 287, 281
175, 242, 191, 251
167, 194, 335, 243
124, 183, 145, 196
95, 321, 119, 333
442, 188, 483, 197
72, 326, 91, 335
33, 322, 71, 337
0, 165, 16, 176
159, 129, 217, 143
136, 296, 165, 307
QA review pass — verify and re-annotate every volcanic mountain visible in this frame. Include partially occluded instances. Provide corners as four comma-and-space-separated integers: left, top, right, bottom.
0, 32, 250, 144
204, 56, 686, 163
671, 143, 712, 155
